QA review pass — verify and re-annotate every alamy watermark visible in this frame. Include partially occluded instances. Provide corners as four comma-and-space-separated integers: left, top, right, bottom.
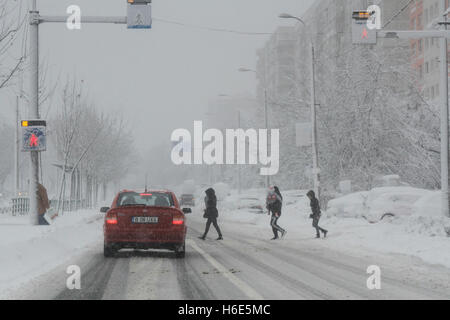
171, 121, 279, 176
66, 265, 81, 290
366, 265, 381, 290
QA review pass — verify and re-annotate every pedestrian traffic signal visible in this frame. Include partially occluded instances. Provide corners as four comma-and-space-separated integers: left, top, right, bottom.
21, 120, 47, 152
352, 10, 377, 45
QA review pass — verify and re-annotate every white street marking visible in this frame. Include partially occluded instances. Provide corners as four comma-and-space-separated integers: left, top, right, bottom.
187, 239, 264, 300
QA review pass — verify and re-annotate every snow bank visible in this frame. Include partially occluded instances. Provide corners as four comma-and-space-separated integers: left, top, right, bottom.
0, 209, 104, 297
327, 187, 433, 222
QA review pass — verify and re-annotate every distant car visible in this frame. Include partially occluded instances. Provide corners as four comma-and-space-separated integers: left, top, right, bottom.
180, 194, 195, 207
102, 190, 191, 258
237, 197, 264, 214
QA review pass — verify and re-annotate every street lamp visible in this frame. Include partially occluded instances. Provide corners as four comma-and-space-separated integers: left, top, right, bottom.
279, 13, 321, 200
207, 95, 242, 193
238, 67, 270, 189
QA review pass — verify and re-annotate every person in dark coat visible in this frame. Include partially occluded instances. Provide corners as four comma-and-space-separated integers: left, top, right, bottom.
307, 190, 328, 238
266, 186, 286, 240
37, 183, 50, 225
199, 188, 223, 240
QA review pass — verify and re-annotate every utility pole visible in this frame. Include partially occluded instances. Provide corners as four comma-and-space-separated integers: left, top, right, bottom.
264, 88, 270, 189
310, 45, 320, 199
279, 13, 321, 199
238, 67, 270, 189
238, 110, 242, 195
29, 0, 39, 225
15, 96, 20, 196
440, 0, 450, 217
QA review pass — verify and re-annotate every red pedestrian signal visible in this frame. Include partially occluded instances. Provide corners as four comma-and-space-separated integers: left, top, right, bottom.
362, 27, 368, 39
30, 133, 39, 147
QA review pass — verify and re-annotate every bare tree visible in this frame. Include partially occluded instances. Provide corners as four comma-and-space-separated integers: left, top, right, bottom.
0, 0, 26, 91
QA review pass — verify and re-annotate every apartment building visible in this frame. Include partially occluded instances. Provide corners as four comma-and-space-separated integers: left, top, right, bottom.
410, 0, 446, 102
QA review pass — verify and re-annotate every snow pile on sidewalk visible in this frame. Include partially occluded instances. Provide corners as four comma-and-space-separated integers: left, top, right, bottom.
326, 187, 434, 221
326, 187, 450, 237
0, 210, 104, 298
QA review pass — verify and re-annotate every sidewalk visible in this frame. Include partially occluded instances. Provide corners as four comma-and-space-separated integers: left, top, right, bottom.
0, 210, 104, 298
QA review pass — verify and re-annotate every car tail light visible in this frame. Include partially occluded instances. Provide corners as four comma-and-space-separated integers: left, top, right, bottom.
173, 217, 184, 225
106, 212, 118, 225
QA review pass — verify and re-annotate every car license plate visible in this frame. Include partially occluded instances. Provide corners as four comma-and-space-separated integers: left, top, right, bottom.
132, 216, 158, 224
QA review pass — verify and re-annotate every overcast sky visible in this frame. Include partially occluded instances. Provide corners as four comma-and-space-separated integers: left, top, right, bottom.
2, 0, 314, 152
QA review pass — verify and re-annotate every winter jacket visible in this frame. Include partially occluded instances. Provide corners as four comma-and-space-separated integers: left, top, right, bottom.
37, 183, 50, 216
309, 195, 321, 217
204, 188, 218, 218
266, 191, 282, 216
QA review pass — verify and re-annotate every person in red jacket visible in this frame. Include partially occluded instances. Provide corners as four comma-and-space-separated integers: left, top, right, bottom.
266, 186, 286, 240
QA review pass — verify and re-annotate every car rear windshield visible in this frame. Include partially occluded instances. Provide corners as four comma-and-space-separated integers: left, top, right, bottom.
117, 192, 174, 207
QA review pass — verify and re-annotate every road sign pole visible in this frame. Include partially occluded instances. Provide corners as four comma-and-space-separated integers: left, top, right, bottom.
29, 0, 39, 225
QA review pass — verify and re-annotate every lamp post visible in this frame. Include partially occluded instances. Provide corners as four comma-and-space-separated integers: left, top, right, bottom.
238, 67, 270, 189
279, 13, 320, 199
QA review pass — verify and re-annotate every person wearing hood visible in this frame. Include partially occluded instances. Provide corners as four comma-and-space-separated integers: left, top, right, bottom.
199, 188, 223, 240
307, 190, 328, 238
266, 186, 286, 240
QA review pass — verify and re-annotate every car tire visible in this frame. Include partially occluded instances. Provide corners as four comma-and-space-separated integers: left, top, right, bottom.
104, 243, 116, 258
175, 242, 186, 259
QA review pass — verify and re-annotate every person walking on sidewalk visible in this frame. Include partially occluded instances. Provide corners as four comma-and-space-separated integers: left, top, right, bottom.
266, 186, 286, 240
199, 188, 223, 240
37, 183, 50, 225
307, 190, 328, 238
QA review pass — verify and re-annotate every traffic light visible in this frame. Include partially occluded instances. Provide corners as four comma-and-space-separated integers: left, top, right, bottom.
127, 0, 152, 29
352, 10, 377, 45
352, 11, 371, 20
21, 120, 47, 152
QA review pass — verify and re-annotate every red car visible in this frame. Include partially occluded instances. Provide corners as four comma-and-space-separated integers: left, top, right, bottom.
102, 190, 191, 258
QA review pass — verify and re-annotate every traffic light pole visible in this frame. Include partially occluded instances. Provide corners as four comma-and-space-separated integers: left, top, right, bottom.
29, 0, 39, 225
439, 0, 449, 217
375, 22, 450, 218
27, 0, 143, 224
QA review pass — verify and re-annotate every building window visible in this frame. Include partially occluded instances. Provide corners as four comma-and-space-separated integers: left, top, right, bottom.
418, 39, 423, 52
425, 61, 429, 73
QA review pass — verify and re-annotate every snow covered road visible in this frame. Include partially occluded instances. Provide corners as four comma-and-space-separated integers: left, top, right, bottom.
7, 214, 450, 300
